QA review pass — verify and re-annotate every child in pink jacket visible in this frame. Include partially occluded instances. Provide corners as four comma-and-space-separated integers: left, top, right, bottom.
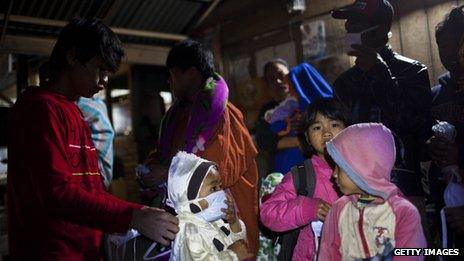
260, 98, 351, 260
320, 123, 426, 260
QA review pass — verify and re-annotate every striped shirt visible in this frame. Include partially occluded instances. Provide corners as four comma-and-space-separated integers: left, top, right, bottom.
77, 97, 114, 188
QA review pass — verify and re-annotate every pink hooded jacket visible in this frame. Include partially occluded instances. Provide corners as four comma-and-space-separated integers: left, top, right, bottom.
260, 155, 339, 260
320, 123, 426, 260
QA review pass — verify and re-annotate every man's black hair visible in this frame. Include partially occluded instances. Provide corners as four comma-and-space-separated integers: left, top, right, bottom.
49, 17, 124, 79
166, 39, 215, 80
263, 58, 289, 81
297, 98, 353, 157
436, 5, 464, 41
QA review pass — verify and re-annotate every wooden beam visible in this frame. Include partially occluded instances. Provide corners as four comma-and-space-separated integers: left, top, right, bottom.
0, 0, 14, 46
0, 14, 188, 41
112, 27, 186, 41
2, 35, 54, 56
123, 43, 170, 65
0, 35, 170, 66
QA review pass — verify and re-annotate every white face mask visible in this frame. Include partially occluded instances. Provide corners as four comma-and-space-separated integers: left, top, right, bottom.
345, 25, 380, 52
194, 190, 228, 222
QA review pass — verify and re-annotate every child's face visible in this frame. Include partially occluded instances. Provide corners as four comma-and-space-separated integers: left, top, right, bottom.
306, 112, 345, 159
333, 166, 363, 195
197, 168, 222, 209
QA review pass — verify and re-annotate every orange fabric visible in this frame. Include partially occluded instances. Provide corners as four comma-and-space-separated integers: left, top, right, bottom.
200, 103, 259, 255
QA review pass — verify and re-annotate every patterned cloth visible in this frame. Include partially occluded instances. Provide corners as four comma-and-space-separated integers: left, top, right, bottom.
258, 172, 284, 261
77, 97, 115, 188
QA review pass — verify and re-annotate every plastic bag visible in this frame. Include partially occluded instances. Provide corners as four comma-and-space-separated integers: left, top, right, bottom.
105, 230, 170, 261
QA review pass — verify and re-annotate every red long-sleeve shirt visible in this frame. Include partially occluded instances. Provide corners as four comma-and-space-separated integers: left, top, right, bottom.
7, 87, 142, 260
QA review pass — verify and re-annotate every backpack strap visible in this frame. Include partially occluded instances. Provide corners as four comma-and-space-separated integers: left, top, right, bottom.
278, 159, 317, 261
290, 158, 316, 197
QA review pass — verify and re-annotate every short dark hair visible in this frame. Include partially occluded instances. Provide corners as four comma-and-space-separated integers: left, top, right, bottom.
436, 5, 464, 41
263, 58, 289, 80
49, 17, 124, 79
166, 39, 215, 80
297, 98, 353, 157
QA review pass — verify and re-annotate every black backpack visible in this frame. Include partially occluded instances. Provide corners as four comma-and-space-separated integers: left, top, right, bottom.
277, 158, 316, 261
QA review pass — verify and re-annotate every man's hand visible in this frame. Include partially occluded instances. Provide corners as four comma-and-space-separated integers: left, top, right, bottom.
426, 136, 459, 167
348, 44, 381, 72
228, 240, 253, 261
316, 199, 331, 221
445, 206, 464, 235
131, 207, 179, 246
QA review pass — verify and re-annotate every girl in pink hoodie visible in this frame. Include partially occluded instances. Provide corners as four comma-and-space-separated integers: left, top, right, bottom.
320, 123, 426, 260
260, 98, 352, 260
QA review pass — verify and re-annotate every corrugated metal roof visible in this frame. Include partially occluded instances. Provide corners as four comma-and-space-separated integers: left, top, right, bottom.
11, 0, 112, 20
4, 0, 212, 45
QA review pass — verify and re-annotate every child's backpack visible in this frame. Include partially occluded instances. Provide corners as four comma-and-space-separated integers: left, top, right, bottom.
277, 158, 316, 261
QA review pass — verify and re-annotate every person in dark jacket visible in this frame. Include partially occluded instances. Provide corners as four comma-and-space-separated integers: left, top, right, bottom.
331, 0, 432, 214
428, 6, 464, 242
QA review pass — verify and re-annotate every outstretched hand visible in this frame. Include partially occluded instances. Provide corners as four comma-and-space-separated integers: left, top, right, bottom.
131, 206, 179, 246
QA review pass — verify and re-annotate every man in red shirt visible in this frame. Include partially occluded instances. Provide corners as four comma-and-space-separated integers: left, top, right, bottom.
7, 18, 179, 260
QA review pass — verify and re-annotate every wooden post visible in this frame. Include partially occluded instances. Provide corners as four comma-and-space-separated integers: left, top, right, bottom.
16, 54, 29, 95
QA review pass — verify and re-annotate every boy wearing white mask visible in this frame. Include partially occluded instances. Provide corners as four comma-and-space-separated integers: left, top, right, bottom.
168, 151, 253, 261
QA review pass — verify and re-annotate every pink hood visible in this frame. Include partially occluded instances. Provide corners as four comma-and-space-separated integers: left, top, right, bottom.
326, 123, 399, 200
